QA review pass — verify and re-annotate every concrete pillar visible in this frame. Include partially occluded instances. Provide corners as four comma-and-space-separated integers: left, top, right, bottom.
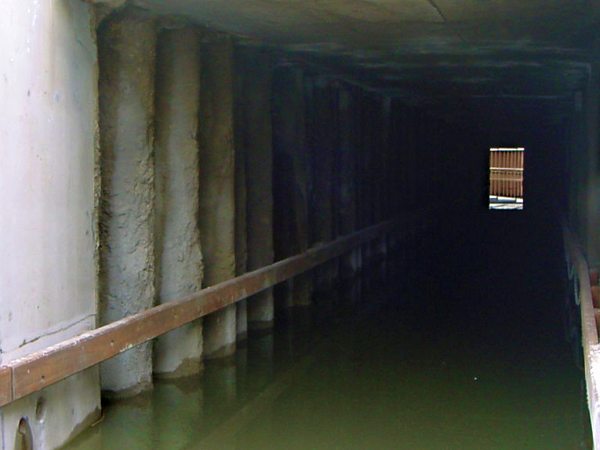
374, 97, 392, 259
98, 11, 156, 396
199, 35, 237, 359
272, 66, 312, 306
233, 50, 249, 342
411, 111, 424, 263
0, 2, 100, 448
400, 106, 415, 264
153, 27, 204, 378
366, 96, 385, 263
238, 47, 275, 331
306, 77, 335, 290
357, 92, 376, 266
327, 84, 342, 283
273, 66, 299, 311
349, 88, 364, 271
405, 108, 419, 269
387, 100, 404, 252
336, 87, 360, 278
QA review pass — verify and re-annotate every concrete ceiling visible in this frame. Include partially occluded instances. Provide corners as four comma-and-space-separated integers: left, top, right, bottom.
129, 0, 600, 124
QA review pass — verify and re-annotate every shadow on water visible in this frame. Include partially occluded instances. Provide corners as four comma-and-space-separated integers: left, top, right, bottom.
65, 207, 592, 450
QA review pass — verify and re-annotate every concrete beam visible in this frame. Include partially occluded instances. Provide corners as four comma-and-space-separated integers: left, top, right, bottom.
199, 34, 237, 359
153, 27, 204, 378
98, 10, 157, 397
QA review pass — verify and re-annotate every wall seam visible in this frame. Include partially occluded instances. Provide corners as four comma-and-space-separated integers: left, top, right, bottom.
6, 313, 96, 355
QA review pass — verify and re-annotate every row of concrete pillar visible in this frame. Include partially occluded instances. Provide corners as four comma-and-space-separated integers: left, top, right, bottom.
0, 3, 483, 448
96, 7, 436, 396
97, 11, 279, 395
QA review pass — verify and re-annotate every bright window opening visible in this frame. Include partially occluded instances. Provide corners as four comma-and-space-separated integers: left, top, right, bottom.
489, 147, 524, 210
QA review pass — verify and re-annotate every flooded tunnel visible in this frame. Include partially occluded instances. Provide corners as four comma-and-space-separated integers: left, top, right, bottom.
1, 1, 600, 449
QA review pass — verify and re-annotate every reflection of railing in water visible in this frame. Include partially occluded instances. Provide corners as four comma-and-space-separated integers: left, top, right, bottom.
0, 205, 440, 409
489, 148, 524, 199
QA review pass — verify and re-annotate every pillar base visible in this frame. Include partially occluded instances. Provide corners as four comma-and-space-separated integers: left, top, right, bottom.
203, 305, 237, 360
153, 357, 204, 380
247, 289, 274, 327
236, 299, 248, 341
275, 279, 295, 309
203, 342, 236, 360
248, 320, 275, 333
101, 379, 153, 401
293, 273, 313, 306
237, 330, 248, 343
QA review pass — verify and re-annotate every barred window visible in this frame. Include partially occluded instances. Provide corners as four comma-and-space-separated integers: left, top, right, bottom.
489, 148, 524, 210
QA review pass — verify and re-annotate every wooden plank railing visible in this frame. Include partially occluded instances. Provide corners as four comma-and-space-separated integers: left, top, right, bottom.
0, 208, 438, 408
489, 148, 524, 199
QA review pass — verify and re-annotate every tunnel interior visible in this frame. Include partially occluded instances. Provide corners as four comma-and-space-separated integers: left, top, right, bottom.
88, 0, 594, 447
3, 1, 600, 449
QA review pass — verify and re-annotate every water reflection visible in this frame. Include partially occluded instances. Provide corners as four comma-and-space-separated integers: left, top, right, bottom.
151, 378, 203, 449
65, 218, 590, 449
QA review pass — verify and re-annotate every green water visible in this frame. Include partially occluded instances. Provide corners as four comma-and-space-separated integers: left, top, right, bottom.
65, 216, 591, 450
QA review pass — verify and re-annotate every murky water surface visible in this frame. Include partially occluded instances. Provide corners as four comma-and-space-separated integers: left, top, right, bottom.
65, 214, 591, 449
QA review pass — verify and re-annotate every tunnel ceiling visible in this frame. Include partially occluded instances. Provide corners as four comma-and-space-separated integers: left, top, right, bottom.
129, 0, 600, 124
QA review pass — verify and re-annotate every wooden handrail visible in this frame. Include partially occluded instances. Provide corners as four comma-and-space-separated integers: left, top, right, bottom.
0, 211, 434, 407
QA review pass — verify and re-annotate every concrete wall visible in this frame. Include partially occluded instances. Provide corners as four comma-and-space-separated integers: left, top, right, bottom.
582, 68, 600, 266
0, 1, 100, 448
565, 68, 600, 266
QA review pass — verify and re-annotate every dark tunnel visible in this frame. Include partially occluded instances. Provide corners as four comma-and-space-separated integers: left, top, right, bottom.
2, 1, 600, 449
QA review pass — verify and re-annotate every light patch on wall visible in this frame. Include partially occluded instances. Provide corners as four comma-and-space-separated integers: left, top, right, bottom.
489, 147, 524, 210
